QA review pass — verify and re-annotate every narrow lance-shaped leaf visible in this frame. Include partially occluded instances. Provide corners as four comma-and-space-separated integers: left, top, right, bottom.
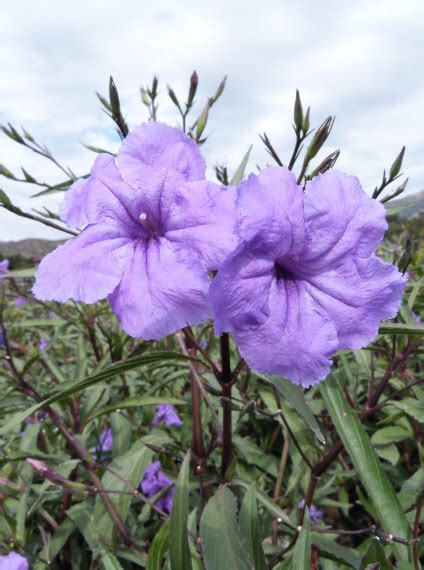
291, 507, 311, 570
147, 520, 170, 570
169, 452, 192, 570
239, 484, 267, 570
320, 376, 412, 563
230, 145, 253, 185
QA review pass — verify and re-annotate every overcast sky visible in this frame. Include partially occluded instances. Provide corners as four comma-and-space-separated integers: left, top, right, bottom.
1, 0, 423, 241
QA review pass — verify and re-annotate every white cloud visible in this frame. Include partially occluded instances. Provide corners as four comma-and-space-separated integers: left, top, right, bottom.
1, 0, 423, 240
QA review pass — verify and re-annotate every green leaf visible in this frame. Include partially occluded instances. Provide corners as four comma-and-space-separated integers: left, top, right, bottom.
0, 352, 194, 436
378, 322, 424, 336
371, 425, 412, 445
199, 486, 253, 570
3, 268, 35, 279
147, 520, 170, 570
110, 412, 132, 457
384, 202, 411, 216
360, 539, 394, 569
169, 452, 192, 570
48, 519, 77, 562
390, 398, 424, 423
312, 534, 361, 568
320, 376, 412, 563
230, 145, 253, 185
99, 548, 125, 570
291, 508, 310, 570
93, 441, 153, 542
239, 484, 267, 570
269, 375, 325, 443
89, 396, 186, 421
15, 488, 30, 546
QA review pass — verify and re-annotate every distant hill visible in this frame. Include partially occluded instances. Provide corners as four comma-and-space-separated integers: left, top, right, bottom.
391, 190, 424, 219
0, 238, 64, 263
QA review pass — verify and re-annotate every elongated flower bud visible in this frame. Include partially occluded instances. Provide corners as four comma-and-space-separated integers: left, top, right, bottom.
294, 90, 303, 131
389, 146, 405, 179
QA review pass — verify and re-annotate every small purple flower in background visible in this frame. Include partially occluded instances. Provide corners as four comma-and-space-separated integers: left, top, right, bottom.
140, 461, 174, 513
298, 500, 323, 524
0, 330, 5, 348
412, 311, 421, 324
210, 167, 406, 387
0, 259, 9, 280
32, 122, 238, 340
151, 404, 183, 427
90, 428, 113, 457
38, 338, 49, 351
14, 296, 27, 308
0, 552, 28, 570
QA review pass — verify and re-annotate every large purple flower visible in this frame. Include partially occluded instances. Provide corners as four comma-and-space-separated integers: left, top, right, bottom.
33, 122, 237, 340
210, 167, 406, 387
140, 461, 174, 513
0, 552, 28, 570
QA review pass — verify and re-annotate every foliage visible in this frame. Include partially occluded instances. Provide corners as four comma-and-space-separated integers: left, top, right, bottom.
0, 74, 423, 569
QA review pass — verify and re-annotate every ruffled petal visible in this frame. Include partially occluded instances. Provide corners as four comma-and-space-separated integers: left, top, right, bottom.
234, 277, 338, 387
163, 181, 239, 270
210, 246, 275, 334
304, 255, 407, 350
237, 167, 305, 256
302, 170, 387, 268
59, 154, 140, 232
32, 223, 134, 303
117, 122, 206, 188
109, 238, 210, 340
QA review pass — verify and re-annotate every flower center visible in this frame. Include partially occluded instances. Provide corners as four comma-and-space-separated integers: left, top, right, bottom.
139, 211, 161, 238
275, 262, 295, 281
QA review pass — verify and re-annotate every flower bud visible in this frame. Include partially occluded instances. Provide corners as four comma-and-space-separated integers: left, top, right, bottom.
188, 71, 198, 106
140, 87, 151, 106
196, 99, 211, 140
389, 146, 405, 180
26, 459, 86, 492
213, 76, 227, 103
167, 85, 181, 110
22, 128, 34, 142
302, 107, 310, 134
0, 164, 16, 179
21, 168, 36, 183
150, 76, 159, 98
109, 76, 121, 115
309, 150, 340, 179
306, 116, 334, 160
294, 90, 303, 131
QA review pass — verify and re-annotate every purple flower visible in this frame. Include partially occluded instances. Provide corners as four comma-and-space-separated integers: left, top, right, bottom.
298, 500, 323, 524
0, 330, 5, 348
38, 338, 49, 351
140, 461, 174, 513
151, 404, 183, 427
14, 297, 27, 307
210, 168, 406, 387
91, 428, 113, 457
32, 122, 237, 340
0, 552, 28, 570
0, 259, 9, 279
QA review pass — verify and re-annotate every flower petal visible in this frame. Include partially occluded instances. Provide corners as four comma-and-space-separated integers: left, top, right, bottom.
210, 246, 275, 334
32, 223, 134, 303
234, 278, 338, 387
109, 238, 210, 340
163, 181, 239, 270
60, 154, 141, 231
237, 167, 305, 256
117, 122, 206, 188
302, 170, 387, 268
304, 255, 407, 350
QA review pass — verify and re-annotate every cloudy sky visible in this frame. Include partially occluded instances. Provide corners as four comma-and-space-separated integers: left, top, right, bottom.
1, 0, 423, 241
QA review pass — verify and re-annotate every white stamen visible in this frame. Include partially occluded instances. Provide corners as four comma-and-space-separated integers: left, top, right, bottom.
139, 212, 147, 222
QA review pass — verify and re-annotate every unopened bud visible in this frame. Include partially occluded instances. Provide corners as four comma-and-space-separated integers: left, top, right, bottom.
309, 150, 340, 179
212, 76, 227, 103
306, 116, 334, 160
380, 177, 409, 204
0, 164, 16, 179
294, 90, 303, 131
96, 92, 112, 112
188, 70, 198, 106
151, 76, 159, 98
167, 85, 181, 110
26, 459, 86, 492
302, 107, 310, 134
389, 146, 405, 179
196, 99, 211, 140
21, 128, 34, 142
109, 76, 121, 115
140, 87, 151, 106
